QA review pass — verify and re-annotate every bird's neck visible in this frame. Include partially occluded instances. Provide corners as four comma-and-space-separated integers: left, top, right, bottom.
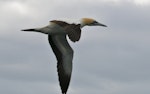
80, 19, 88, 28
80, 22, 86, 28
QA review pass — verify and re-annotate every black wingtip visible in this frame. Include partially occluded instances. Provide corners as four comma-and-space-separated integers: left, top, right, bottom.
21, 29, 35, 31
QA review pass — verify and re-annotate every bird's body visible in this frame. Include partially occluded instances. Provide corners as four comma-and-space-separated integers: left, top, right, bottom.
22, 18, 107, 94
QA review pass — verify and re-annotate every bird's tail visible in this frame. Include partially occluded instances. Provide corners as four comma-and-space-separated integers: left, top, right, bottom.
21, 29, 36, 31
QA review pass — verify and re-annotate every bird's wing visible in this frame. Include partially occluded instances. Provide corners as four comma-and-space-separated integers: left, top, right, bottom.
48, 34, 73, 94
65, 24, 81, 42
50, 20, 81, 42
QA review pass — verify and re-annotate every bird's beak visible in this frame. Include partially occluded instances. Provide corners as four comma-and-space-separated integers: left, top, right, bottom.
96, 22, 107, 27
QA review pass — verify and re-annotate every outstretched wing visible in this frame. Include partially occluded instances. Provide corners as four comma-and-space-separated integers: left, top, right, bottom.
48, 34, 73, 94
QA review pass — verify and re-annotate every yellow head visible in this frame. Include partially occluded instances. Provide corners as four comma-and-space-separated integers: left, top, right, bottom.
80, 18, 107, 27
81, 18, 95, 25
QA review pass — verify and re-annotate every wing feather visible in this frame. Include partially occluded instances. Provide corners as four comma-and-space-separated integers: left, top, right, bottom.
48, 35, 73, 94
65, 24, 81, 42
50, 20, 81, 42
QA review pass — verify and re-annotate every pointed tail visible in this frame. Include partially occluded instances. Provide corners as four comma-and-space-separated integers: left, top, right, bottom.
21, 29, 36, 31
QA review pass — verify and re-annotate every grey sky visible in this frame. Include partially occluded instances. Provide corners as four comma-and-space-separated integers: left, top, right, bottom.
0, 0, 150, 94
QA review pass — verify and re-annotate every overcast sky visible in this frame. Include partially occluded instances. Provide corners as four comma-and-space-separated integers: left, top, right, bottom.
0, 0, 150, 94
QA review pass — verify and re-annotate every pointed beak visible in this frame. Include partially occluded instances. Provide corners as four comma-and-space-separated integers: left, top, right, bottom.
96, 22, 107, 27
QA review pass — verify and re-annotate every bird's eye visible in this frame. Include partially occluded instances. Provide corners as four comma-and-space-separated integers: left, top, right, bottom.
88, 21, 98, 25
93, 21, 98, 24
88, 21, 97, 25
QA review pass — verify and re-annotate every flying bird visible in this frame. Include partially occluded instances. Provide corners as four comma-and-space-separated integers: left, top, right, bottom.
22, 18, 107, 94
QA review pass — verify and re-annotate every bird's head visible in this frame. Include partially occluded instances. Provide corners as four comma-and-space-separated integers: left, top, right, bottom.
80, 18, 107, 27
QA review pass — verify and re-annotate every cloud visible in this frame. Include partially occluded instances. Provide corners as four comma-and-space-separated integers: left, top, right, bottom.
0, 0, 150, 94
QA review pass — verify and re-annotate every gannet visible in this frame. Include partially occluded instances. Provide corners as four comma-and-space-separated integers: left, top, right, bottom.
22, 18, 107, 94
